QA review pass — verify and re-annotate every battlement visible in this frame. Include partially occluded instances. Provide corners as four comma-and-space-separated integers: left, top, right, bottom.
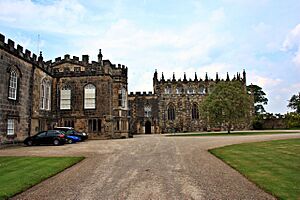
0, 33, 39, 64
153, 70, 246, 85
129, 91, 154, 97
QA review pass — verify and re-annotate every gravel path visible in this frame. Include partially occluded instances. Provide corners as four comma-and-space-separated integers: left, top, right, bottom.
1, 133, 300, 200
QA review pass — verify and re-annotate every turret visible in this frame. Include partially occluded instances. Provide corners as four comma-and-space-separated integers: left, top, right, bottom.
205, 72, 208, 82
161, 72, 165, 82
172, 72, 176, 82
183, 72, 187, 82
226, 72, 230, 81
98, 49, 103, 66
243, 69, 246, 84
194, 72, 198, 81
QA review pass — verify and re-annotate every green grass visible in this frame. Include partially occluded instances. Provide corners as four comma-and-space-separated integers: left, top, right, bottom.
168, 131, 299, 137
0, 156, 84, 200
210, 139, 300, 200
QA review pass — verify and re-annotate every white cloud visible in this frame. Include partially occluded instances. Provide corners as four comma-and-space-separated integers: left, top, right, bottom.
282, 23, 300, 66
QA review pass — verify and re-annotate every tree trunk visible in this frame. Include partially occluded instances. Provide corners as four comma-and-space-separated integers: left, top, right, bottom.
227, 123, 231, 134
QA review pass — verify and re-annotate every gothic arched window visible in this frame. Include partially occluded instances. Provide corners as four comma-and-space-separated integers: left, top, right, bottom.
84, 84, 96, 109
119, 87, 127, 108
167, 104, 176, 121
192, 103, 199, 120
144, 104, 152, 117
60, 85, 71, 110
199, 86, 205, 95
8, 70, 18, 100
40, 79, 51, 110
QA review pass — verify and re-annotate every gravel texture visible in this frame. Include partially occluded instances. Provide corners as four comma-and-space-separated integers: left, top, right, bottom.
1, 133, 300, 200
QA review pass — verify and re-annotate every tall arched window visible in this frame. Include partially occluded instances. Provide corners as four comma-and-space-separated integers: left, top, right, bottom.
60, 85, 71, 110
119, 87, 127, 108
84, 84, 96, 109
8, 70, 18, 100
40, 79, 51, 110
192, 103, 199, 120
167, 104, 175, 121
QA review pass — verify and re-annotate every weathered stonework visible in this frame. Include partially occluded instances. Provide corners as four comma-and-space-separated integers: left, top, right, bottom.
0, 33, 129, 142
128, 70, 250, 134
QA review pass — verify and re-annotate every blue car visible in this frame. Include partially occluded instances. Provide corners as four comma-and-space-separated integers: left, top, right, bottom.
66, 135, 81, 144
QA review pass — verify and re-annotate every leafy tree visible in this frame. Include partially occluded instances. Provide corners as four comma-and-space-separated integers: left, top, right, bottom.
246, 84, 268, 114
200, 81, 252, 133
288, 93, 300, 114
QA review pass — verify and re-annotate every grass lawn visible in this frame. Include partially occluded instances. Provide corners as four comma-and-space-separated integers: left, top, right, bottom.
210, 138, 300, 200
168, 131, 300, 137
0, 156, 84, 199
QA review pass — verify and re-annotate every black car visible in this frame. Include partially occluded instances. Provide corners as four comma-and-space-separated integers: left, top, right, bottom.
53, 127, 88, 141
24, 130, 67, 146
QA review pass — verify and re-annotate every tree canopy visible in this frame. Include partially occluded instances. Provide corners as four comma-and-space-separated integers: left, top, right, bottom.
288, 93, 300, 114
200, 81, 252, 133
246, 84, 268, 114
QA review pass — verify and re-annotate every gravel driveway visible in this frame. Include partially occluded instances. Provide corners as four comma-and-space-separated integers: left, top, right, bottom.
2, 133, 300, 200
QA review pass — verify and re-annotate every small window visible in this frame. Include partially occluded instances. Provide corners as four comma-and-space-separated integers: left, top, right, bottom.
187, 88, 195, 94
199, 86, 205, 95
144, 105, 152, 117
164, 86, 171, 94
84, 84, 96, 109
88, 119, 101, 132
176, 88, 182, 94
7, 119, 14, 135
60, 86, 71, 110
8, 70, 18, 100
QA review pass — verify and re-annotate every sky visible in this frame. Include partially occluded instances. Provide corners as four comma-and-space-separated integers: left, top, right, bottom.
0, 0, 300, 114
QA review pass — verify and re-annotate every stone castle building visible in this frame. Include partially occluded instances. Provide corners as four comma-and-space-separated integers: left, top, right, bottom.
128, 70, 247, 134
0, 33, 129, 142
0, 33, 249, 142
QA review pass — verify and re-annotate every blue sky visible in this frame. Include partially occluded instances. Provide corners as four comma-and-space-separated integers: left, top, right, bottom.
1, 0, 300, 114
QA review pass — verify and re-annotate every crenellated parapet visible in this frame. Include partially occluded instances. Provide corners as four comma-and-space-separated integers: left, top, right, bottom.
128, 91, 154, 97
0, 33, 39, 64
153, 70, 246, 85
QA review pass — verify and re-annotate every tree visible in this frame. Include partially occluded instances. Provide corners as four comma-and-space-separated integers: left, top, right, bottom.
246, 84, 268, 114
200, 81, 252, 133
288, 93, 300, 114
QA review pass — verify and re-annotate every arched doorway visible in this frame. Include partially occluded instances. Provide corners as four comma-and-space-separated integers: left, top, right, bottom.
145, 121, 151, 134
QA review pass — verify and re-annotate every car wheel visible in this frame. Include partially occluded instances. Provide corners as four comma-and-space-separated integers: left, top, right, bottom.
26, 140, 33, 146
53, 139, 60, 146
67, 139, 73, 144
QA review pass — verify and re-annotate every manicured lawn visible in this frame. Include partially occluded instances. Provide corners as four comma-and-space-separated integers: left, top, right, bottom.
210, 139, 300, 200
0, 156, 84, 199
168, 131, 299, 137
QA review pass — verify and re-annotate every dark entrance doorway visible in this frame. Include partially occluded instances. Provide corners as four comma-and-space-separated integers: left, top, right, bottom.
145, 121, 151, 134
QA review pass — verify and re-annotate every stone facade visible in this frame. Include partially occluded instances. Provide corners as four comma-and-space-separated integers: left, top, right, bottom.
128, 70, 248, 134
0, 33, 129, 142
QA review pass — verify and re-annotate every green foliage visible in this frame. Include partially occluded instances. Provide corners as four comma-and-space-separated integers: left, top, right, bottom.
0, 156, 84, 199
246, 84, 268, 114
288, 93, 300, 114
284, 112, 300, 128
199, 81, 251, 133
210, 139, 300, 200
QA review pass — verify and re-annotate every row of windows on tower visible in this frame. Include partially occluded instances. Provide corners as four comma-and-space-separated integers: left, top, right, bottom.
164, 87, 206, 95
167, 104, 200, 120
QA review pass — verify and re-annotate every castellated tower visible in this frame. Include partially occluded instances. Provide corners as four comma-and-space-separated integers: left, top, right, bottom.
128, 70, 248, 134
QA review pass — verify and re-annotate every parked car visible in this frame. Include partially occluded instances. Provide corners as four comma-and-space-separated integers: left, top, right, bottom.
24, 130, 67, 146
53, 127, 88, 141
65, 135, 81, 144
